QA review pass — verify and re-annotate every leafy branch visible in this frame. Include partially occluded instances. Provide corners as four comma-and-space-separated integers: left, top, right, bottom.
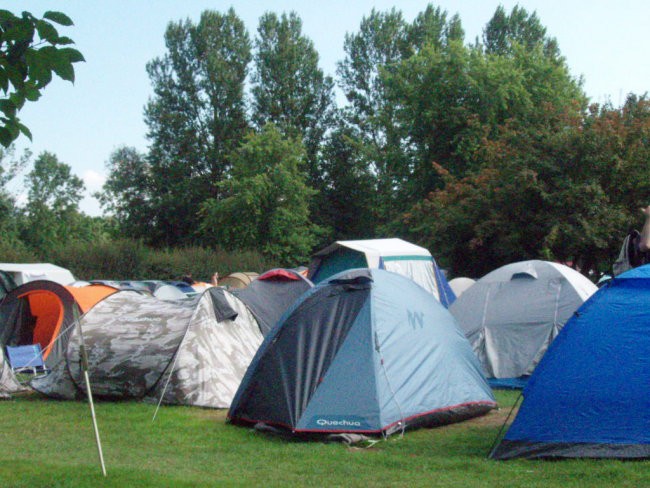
0, 10, 85, 147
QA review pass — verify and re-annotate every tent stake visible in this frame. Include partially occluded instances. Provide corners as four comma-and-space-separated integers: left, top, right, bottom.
74, 305, 107, 477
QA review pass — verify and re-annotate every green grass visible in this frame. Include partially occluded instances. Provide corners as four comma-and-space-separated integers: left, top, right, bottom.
1, 390, 648, 487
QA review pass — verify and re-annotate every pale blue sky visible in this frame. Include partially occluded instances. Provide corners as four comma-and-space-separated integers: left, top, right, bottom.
5, 1, 650, 215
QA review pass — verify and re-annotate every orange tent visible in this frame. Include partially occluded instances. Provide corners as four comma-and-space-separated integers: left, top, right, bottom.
1, 281, 116, 362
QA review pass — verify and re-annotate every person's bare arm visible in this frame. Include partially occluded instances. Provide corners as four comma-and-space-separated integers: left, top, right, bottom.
639, 206, 650, 252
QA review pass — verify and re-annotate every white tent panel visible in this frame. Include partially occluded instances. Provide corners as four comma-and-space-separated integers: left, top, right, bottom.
0, 263, 75, 286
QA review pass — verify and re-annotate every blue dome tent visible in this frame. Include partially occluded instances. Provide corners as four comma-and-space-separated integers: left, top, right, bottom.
491, 264, 650, 459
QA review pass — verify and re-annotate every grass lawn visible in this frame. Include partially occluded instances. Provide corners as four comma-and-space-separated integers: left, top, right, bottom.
1, 390, 648, 487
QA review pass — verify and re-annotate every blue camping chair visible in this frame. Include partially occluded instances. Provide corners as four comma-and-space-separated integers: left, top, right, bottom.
6, 344, 49, 378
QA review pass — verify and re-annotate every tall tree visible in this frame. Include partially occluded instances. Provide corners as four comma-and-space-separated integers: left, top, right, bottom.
483, 5, 559, 59
337, 6, 466, 227
251, 11, 334, 231
19, 151, 87, 250
252, 12, 333, 147
0, 10, 84, 146
408, 5, 464, 52
337, 8, 411, 227
144, 9, 251, 246
318, 121, 376, 241
200, 124, 320, 266
0, 144, 28, 237
96, 146, 154, 240
383, 26, 584, 210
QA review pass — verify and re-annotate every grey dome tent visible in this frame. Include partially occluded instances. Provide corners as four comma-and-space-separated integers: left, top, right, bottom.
32, 287, 264, 408
232, 268, 313, 336
228, 269, 495, 436
449, 260, 597, 385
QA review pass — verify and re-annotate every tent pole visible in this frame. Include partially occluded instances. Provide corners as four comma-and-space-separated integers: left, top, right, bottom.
74, 305, 107, 477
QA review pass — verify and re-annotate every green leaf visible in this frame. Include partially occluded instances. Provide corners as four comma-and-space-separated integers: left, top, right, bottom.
0, 71, 8, 93
4, 64, 26, 90
17, 121, 32, 140
23, 83, 40, 101
36, 20, 59, 44
59, 48, 85, 63
54, 36, 75, 46
0, 99, 17, 118
0, 126, 15, 148
4, 119, 19, 138
43, 11, 74, 27
8, 92, 24, 109
52, 60, 75, 82
30, 59, 52, 89
0, 10, 17, 22
25, 50, 51, 87
3, 20, 34, 43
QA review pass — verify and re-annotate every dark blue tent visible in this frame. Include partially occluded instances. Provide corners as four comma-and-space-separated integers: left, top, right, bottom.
491, 264, 650, 459
228, 269, 495, 436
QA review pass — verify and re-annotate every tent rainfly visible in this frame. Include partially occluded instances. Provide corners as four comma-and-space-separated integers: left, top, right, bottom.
228, 269, 495, 436
449, 260, 597, 385
32, 287, 264, 408
491, 264, 650, 460
232, 268, 313, 336
308, 238, 455, 307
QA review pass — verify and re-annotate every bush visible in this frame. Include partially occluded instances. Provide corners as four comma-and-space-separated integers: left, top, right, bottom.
0, 236, 38, 262
45, 239, 271, 281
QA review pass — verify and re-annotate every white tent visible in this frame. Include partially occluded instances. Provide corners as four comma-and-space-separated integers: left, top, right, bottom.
308, 238, 455, 306
449, 260, 597, 379
448, 277, 476, 298
0, 263, 75, 286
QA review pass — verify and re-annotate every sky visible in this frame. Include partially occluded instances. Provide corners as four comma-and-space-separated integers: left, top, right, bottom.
4, 0, 650, 216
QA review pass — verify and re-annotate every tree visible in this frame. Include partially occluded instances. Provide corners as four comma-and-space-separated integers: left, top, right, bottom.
337, 6, 467, 227
483, 5, 560, 59
252, 12, 333, 146
144, 9, 251, 245
317, 121, 376, 241
382, 25, 584, 209
0, 144, 28, 238
0, 9, 84, 146
391, 83, 643, 278
251, 12, 334, 231
200, 124, 320, 266
19, 151, 87, 250
408, 5, 463, 52
96, 146, 154, 240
